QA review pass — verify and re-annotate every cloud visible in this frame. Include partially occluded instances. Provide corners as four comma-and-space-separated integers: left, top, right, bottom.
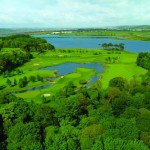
0, 0, 150, 28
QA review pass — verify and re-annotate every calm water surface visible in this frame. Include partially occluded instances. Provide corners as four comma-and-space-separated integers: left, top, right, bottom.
14, 62, 104, 93
41, 62, 104, 75
34, 35, 150, 53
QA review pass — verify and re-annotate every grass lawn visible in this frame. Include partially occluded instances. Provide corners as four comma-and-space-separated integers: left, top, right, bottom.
1, 48, 147, 102
99, 50, 147, 88
0, 70, 55, 92
101, 63, 147, 89
15, 67, 96, 102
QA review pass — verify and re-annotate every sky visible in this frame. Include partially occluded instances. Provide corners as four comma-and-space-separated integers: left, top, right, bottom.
0, 0, 150, 28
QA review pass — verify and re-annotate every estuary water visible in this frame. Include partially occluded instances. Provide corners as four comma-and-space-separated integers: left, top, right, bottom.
33, 35, 150, 53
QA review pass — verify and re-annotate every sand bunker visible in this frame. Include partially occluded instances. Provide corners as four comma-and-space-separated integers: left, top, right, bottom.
33, 63, 39, 66
43, 94, 51, 97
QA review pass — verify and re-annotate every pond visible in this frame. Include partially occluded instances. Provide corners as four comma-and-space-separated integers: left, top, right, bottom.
85, 76, 100, 88
40, 62, 104, 75
13, 83, 51, 94
33, 35, 150, 53
14, 62, 104, 93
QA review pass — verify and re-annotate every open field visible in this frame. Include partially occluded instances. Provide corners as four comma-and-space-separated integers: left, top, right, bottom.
0, 48, 147, 102
101, 63, 147, 89
28, 30, 150, 41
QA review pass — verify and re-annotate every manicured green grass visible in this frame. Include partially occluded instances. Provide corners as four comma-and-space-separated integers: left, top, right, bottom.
16, 90, 42, 103
1, 48, 147, 103
15, 67, 96, 102
101, 63, 147, 89
1, 48, 105, 99
50, 67, 96, 91
18, 49, 105, 71
0, 70, 55, 92
100, 51, 147, 88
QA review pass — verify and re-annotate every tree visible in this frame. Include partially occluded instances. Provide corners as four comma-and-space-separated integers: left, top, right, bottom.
119, 43, 125, 50
102, 117, 139, 141
46, 125, 80, 150
18, 78, 24, 88
34, 105, 58, 128
131, 93, 145, 109
109, 77, 127, 91
79, 124, 104, 150
0, 42, 2, 51
144, 92, 150, 110
13, 78, 17, 86
7, 122, 43, 150
103, 138, 124, 150
121, 106, 139, 119
136, 52, 150, 70
107, 87, 121, 102
124, 140, 149, 150
59, 81, 76, 97
92, 138, 104, 150
6, 79, 12, 86
13, 100, 33, 122
29, 75, 36, 82
103, 138, 149, 150
111, 95, 130, 116
0, 114, 6, 149
21, 43, 31, 52
101, 43, 125, 51
37, 74, 41, 81
0, 91, 17, 104
140, 131, 150, 148
23, 76, 28, 85
136, 108, 150, 132
0, 34, 54, 74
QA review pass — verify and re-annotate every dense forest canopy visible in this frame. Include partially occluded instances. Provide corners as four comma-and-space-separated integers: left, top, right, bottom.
0, 50, 150, 149
0, 34, 55, 74
0, 34, 55, 52
0, 71, 150, 149
0, 50, 32, 74
136, 52, 150, 70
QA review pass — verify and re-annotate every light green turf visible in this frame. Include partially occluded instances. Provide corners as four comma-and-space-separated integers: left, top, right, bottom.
101, 63, 147, 89
15, 67, 96, 101
0, 70, 55, 92
1, 48, 147, 103
15, 90, 42, 103
100, 51, 147, 88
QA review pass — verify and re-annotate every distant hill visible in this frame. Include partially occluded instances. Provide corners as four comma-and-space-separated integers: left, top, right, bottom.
114, 25, 150, 31
0, 25, 150, 35
0, 28, 53, 35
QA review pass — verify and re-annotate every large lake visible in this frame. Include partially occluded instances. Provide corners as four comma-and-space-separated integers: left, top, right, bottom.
33, 35, 150, 53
